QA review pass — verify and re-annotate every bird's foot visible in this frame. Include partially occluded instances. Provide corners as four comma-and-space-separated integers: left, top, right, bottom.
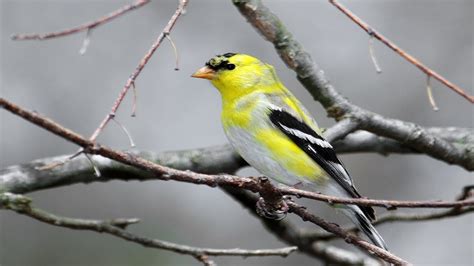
256, 197, 288, 220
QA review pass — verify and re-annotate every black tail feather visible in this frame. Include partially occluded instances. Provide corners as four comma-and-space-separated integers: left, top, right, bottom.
343, 206, 388, 251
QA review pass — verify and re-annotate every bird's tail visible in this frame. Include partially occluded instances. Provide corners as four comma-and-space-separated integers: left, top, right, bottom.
341, 205, 388, 251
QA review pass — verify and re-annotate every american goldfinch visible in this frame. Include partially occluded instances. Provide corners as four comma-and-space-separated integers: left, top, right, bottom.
192, 53, 388, 250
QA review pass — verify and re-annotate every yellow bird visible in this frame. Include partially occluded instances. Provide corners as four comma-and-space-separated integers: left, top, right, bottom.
192, 53, 387, 250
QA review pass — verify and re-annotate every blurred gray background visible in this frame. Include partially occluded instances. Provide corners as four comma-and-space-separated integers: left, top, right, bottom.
1, 0, 472, 265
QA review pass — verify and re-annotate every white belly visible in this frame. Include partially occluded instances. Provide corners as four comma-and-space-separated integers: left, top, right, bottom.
225, 126, 308, 187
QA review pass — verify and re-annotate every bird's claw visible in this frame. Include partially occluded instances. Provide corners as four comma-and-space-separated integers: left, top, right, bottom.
256, 197, 288, 220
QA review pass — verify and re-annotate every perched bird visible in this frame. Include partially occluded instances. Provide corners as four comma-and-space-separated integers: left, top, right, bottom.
191, 53, 388, 250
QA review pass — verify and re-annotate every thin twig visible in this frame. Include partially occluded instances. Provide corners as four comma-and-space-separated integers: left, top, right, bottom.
426, 75, 439, 111
278, 186, 474, 209
131, 81, 137, 117
112, 118, 136, 147
78, 28, 92, 55
36, 148, 83, 170
0, 192, 297, 263
84, 153, 101, 177
88, 0, 188, 142
11, 0, 150, 41
301, 206, 474, 242
328, 0, 473, 103
287, 201, 409, 265
368, 33, 382, 73
165, 33, 180, 71
2, 97, 472, 210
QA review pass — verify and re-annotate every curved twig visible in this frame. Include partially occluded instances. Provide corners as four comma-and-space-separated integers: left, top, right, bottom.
11, 0, 150, 41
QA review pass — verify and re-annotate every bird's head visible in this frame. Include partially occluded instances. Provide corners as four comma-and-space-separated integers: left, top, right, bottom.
192, 53, 278, 101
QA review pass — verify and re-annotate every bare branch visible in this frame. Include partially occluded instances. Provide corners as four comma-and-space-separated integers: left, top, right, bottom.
223, 187, 380, 265
2, 98, 471, 264
375, 207, 474, 224
2, 97, 472, 210
11, 0, 150, 41
0, 192, 297, 263
278, 186, 473, 209
332, 129, 473, 156
233, 0, 474, 171
2, 125, 471, 194
328, 0, 474, 103
301, 206, 474, 242
322, 118, 359, 142
88, 0, 188, 143
287, 201, 409, 265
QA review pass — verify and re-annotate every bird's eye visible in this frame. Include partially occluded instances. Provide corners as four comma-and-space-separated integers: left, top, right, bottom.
226, 64, 236, 70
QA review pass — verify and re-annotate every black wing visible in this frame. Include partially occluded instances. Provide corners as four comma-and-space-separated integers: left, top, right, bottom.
268, 109, 375, 220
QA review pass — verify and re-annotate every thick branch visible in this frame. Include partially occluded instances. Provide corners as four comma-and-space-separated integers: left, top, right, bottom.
334, 128, 473, 155
2, 127, 471, 194
0, 192, 297, 264
233, 0, 474, 171
0, 145, 245, 194
1, 98, 472, 212
10, 0, 150, 41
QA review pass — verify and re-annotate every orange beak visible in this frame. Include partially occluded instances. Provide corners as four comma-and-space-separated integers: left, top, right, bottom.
191, 66, 216, 80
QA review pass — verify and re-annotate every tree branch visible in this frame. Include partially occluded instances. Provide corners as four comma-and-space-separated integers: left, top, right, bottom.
4, 97, 473, 263
223, 187, 380, 265
2, 126, 471, 194
333, 128, 473, 155
0, 193, 297, 265
301, 203, 474, 241
328, 0, 474, 103
0, 145, 245, 194
287, 201, 409, 265
1, 97, 473, 212
1, 98, 411, 264
88, 0, 188, 143
233, 0, 474, 171
10, 0, 150, 41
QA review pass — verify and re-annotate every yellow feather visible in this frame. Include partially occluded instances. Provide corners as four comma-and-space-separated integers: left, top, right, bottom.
254, 128, 324, 179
